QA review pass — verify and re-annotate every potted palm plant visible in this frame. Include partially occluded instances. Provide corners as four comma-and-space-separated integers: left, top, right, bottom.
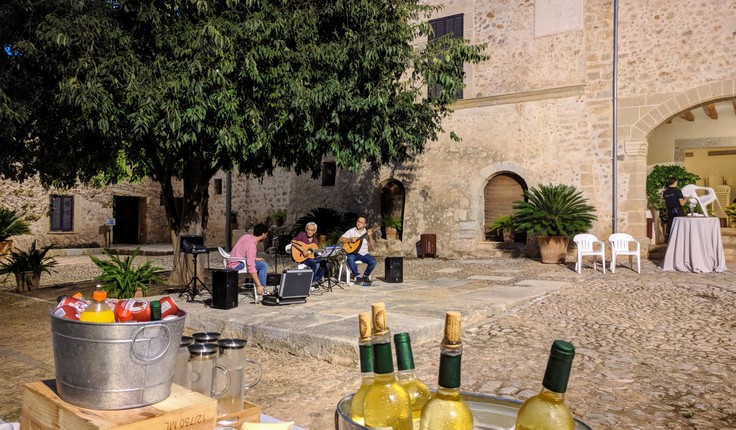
512, 184, 596, 263
0, 241, 57, 292
0, 208, 31, 255
489, 215, 515, 243
382, 213, 403, 240
90, 248, 166, 299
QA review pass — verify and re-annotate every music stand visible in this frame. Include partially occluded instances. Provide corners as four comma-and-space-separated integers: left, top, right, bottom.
315, 246, 343, 292
179, 241, 211, 302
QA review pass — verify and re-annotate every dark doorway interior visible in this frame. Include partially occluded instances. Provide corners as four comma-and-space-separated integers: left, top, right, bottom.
113, 196, 140, 244
380, 180, 406, 240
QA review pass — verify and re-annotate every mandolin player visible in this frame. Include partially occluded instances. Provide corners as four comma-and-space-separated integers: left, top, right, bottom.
291, 222, 325, 284
339, 216, 378, 285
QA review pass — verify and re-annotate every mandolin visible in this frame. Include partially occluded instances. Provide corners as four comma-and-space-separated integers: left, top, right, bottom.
342, 224, 380, 255
291, 240, 320, 263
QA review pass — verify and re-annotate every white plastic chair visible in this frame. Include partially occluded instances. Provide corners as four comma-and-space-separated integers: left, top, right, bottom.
338, 256, 366, 285
218, 247, 258, 302
572, 234, 606, 274
608, 233, 641, 274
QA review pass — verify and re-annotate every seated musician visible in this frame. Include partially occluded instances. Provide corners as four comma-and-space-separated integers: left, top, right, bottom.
291, 222, 325, 284
228, 223, 269, 297
339, 216, 377, 285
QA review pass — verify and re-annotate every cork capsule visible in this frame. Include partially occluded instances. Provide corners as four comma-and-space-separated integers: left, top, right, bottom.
371, 302, 388, 335
358, 312, 372, 343
442, 311, 462, 349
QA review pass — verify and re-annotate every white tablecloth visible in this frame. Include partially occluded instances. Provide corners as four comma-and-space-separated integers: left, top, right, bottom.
663, 217, 727, 273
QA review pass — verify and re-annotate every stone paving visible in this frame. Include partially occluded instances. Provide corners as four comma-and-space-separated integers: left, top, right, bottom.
0, 249, 734, 429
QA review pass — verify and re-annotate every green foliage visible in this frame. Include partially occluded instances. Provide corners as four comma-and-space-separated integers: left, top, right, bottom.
272, 209, 287, 222
0, 208, 31, 241
382, 213, 403, 230
90, 248, 165, 299
646, 165, 700, 222
0, 241, 57, 277
725, 203, 736, 226
290, 208, 354, 244
512, 184, 597, 237
0, 0, 488, 249
489, 215, 514, 235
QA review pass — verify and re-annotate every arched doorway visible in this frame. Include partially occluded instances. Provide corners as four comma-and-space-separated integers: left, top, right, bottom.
380, 180, 405, 240
483, 173, 527, 241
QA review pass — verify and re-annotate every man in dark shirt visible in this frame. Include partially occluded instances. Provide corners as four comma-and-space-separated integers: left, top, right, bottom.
662, 177, 686, 240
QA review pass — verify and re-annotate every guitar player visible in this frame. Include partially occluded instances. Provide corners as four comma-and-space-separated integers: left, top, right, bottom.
291, 222, 325, 284
339, 216, 378, 285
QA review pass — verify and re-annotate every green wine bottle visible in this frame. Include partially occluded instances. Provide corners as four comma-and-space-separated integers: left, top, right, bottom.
419, 311, 473, 430
363, 302, 412, 430
394, 332, 431, 426
351, 312, 374, 426
515, 340, 576, 430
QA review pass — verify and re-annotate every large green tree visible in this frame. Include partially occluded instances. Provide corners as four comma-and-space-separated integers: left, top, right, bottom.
0, 0, 486, 283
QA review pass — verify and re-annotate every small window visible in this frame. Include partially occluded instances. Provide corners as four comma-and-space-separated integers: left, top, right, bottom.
214, 179, 223, 195
50, 195, 74, 232
428, 14, 465, 100
322, 161, 336, 186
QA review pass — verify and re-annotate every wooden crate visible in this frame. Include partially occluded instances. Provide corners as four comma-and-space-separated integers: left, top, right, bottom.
20, 380, 217, 430
216, 400, 261, 428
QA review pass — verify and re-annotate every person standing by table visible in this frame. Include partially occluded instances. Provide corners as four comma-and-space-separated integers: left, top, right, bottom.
663, 178, 686, 241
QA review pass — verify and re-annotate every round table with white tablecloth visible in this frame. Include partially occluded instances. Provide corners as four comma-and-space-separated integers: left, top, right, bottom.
662, 216, 727, 273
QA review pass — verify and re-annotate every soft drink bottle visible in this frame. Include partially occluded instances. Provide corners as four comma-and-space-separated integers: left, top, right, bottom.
115, 299, 151, 321
159, 296, 180, 318
52, 305, 80, 320
79, 290, 115, 323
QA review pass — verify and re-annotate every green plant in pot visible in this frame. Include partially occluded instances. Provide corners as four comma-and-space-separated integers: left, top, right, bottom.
272, 209, 287, 226
0, 241, 57, 292
646, 165, 699, 227
0, 208, 31, 255
512, 184, 596, 263
489, 215, 515, 242
90, 248, 166, 298
382, 213, 402, 240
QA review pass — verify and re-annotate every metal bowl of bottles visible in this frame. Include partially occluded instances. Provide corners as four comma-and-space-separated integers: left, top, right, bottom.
334, 392, 592, 430
49, 309, 187, 410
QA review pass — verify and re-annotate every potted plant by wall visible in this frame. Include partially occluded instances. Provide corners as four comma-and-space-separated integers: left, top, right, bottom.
382, 213, 403, 240
0, 241, 57, 292
0, 208, 31, 256
90, 248, 166, 299
489, 215, 515, 243
272, 209, 287, 227
512, 184, 596, 264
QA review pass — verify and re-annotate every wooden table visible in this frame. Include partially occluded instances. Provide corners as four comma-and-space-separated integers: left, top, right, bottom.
663, 217, 727, 273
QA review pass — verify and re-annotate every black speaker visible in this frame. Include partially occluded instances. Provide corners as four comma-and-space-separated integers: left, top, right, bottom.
211, 269, 238, 310
384, 257, 403, 283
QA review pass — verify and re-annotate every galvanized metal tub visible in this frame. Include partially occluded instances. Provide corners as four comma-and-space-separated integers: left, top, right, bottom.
50, 310, 186, 410
335, 392, 593, 430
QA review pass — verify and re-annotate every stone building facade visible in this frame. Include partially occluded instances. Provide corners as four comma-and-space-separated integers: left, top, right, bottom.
2, 0, 734, 258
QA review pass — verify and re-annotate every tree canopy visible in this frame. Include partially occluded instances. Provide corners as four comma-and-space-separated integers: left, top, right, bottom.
0, 0, 486, 241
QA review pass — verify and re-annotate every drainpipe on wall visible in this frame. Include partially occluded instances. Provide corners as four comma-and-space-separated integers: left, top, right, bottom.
611, 0, 619, 234
226, 172, 232, 250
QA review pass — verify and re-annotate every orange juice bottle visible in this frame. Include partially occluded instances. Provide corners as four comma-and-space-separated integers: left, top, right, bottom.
79, 290, 115, 323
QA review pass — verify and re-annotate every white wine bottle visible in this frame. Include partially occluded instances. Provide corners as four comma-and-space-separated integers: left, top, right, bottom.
363, 302, 412, 430
394, 332, 431, 427
419, 311, 473, 430
351, 312, 375, 426
515, 340, 576, 430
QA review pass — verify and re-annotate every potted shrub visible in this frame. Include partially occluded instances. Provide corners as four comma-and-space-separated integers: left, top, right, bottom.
0, 208, 31, 255
272, 209, 287, 227
512, 184, 596, 264
90, 248, 166, 299
0, 241, 57, 292
382, 213, 403, 240
489, 215, 515, 243
646, 165, 699, 241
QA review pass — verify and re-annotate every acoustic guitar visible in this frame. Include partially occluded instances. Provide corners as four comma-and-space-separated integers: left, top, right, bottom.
291, 240, 320, 263
342, 224, 380, 255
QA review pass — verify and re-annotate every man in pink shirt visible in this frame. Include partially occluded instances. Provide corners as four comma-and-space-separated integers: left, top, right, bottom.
228, 224, 269, 296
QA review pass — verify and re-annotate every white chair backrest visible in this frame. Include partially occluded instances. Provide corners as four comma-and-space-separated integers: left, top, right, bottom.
609, 233, 635, 251
681, 184, 716, 215
573, 234, 599, 252
218, 247, 229, 258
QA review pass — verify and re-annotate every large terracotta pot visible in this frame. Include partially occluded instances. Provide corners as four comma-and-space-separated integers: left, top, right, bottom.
537, 236, 569, 264
385, 226, 398, 240
0, 240, 12, 256
16, 271, 40, 292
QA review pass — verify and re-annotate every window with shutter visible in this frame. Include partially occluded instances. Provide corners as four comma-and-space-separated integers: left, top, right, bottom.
428, 14, 464, 100
50, 195, 74, 232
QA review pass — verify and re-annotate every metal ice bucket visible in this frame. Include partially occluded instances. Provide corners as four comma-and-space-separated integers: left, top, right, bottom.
50, 310, 186, 409
335, 392, 592, 430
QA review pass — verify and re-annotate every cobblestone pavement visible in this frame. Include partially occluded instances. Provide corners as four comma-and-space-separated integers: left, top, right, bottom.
0, 253, 734, 429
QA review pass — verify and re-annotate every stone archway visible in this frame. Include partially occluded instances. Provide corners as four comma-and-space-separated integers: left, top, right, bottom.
380, 179, 405, 240
483, 172, 527, 241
